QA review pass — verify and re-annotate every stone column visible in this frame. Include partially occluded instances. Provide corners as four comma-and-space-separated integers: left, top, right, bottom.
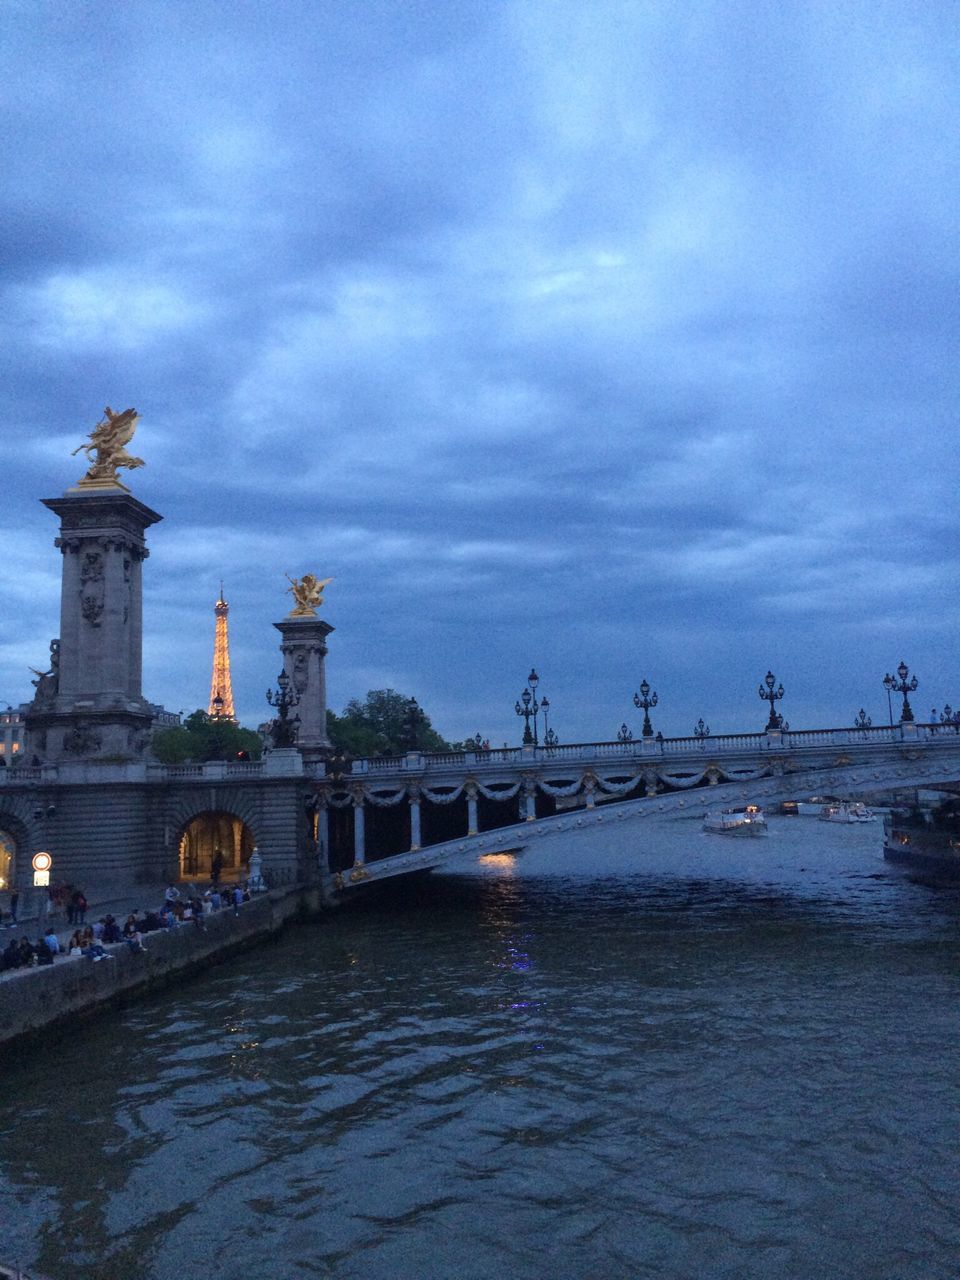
315, 797, 330, 871
27, 490, 162, 762
409, 785, 422, 851
351, 788, 366, 866
466, 781, 479, 836
523, 778, 537, 821
273, 615, 335, 765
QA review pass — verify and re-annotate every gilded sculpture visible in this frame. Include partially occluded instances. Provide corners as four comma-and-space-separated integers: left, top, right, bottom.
285, 573, 333, 617
72, 406, 144, 489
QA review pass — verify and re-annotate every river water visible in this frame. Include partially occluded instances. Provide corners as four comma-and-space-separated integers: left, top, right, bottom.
1, 815, 959, 1280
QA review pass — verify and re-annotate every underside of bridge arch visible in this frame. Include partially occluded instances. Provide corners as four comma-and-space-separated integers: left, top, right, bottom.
421, 794, 468, 846
365, 801, 410, 861
477, 789, 523, 830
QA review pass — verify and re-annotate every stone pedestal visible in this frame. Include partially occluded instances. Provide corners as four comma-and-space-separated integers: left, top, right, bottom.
25, 490, 162, 762
273, 615, 334, 764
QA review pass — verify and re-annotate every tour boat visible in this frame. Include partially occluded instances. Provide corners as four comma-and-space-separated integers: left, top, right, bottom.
818, 802, 874, 824
883, 802, 960, 887
794, 797, 836, 816
702, 805, 767, 836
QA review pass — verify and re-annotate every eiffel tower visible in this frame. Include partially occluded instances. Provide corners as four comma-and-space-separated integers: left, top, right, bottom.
207, 584, 237, 722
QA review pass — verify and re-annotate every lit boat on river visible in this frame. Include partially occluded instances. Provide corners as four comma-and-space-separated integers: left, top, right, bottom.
818, 801, 874, 824
702, 805, 767, 836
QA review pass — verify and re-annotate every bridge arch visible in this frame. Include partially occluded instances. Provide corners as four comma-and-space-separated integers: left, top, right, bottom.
176, 809, 255, 882
0, 801, 39, 893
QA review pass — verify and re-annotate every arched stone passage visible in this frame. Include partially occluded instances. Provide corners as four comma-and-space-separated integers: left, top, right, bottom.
0, 827, 17, 892
0, 811, 31, 893
178, 810, 255, 882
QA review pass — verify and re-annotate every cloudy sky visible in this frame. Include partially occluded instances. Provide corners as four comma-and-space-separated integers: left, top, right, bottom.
2, 1, 958, 745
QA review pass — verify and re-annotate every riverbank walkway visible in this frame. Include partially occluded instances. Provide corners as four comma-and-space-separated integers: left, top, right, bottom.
0, 874, 253, 982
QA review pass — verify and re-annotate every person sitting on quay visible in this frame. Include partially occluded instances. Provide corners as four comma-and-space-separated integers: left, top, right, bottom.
232, 885, 244, 917
101, 914, 121, 944
43, 925, 60, 958
141, 908, 162, 934
67, 929, 85, 955
122, 913, 140, 941
2, 937, 22, 969
125, 927, 147, 954
164, 882, 181, 911
34, 936, 55, 965
17, 938, 36, 967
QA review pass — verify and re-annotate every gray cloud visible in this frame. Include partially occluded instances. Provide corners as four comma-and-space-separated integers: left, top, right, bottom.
2, 0, 958, 744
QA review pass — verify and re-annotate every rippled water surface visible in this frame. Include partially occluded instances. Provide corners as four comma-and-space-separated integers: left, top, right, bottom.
2, 816, 960, 1279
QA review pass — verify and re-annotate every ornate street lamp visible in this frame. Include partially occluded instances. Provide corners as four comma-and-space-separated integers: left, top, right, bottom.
940, 705, 960, 734
759, 670, 785, 731
543, 727, 560, 748
693, 718, 710, 740
633, 679, 658, 738
853, 708, 872, 730
616, 723, 634, 743
266, 669, 301, 747
888, 660, 918, 723
528, 669, 541, 744
540, 695, 550, 744
514, 670, 541, 745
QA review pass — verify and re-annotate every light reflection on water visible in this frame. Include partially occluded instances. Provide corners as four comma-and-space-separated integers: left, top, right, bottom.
1, 816, 959, 1279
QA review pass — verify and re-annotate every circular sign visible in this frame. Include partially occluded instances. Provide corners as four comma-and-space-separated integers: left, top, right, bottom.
32, 851, 52, 872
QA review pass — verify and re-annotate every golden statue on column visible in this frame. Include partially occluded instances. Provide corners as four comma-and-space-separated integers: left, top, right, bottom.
285, 573, 332, 617
72, 406, 144, 489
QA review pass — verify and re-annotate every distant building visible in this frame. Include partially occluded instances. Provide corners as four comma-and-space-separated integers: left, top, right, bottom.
147, 704, 182, 729
0, 706, 25, 762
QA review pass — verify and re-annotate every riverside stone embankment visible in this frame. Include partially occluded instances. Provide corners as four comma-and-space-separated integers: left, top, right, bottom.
0, 885, 322, 1049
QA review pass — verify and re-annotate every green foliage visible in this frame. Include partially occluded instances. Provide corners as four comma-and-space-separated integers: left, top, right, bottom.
151, 710, 263, 764
326, 689, 456, 757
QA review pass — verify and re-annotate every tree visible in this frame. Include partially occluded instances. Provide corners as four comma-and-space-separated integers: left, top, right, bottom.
151, 709, 263, 764
326, 689, 457, 757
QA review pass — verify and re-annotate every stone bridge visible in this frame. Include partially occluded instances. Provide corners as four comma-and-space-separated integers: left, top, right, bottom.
313, 721, 960, 892
1, 723, 958, 897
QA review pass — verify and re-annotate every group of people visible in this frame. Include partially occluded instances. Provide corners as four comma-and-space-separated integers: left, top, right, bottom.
0, 879, 255, 975
1, 928, 63, 970
0, 883, 89, 930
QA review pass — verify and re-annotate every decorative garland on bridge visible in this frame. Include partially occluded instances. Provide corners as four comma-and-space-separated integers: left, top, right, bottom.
363, 787, 409, 808
535, 777, 587, 798
473, 779, 523, 801
420, 783, 466, 805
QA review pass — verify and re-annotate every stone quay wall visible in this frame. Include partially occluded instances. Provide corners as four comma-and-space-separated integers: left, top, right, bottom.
0, 885, 323, 1051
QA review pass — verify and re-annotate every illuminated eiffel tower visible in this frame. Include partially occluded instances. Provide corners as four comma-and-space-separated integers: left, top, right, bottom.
207, 583, 237, 722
